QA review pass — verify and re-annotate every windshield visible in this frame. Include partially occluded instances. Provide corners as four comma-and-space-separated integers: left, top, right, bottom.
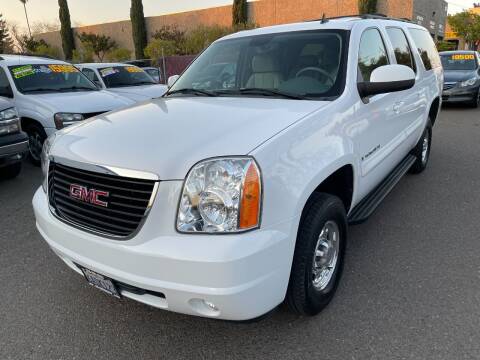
99, 66, 156, 88
8, 64, 97, 93
168, 30, 348, 100
441, 54, 478, 71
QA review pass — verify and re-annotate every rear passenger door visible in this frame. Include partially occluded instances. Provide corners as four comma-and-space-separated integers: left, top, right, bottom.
385, 27, 427, 150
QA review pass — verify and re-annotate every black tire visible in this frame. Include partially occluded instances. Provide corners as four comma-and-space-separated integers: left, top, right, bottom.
469, 89, 480, 108
24, 123, 47, 166
409, 119, 432, 174
0, 162, 22, 180
286, 193, 347, 316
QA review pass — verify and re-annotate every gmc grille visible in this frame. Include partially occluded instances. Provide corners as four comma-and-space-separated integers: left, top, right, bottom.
48, 162, 157, 238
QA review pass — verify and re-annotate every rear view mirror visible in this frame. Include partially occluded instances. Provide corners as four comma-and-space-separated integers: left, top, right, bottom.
358, 64, 415, 99
168, 75, 180, 88
0, 86, 13, 98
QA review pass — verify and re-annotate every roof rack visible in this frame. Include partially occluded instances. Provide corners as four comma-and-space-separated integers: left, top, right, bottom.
309, 13, 413, 24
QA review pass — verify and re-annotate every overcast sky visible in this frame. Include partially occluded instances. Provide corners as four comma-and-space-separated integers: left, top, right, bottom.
2, 0, 478, 30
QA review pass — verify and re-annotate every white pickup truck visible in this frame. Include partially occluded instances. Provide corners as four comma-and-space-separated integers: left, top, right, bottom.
33, 15, 443, 321
0, 55, 135, 164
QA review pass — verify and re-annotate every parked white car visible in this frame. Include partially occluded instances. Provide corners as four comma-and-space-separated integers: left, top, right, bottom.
78, 63, 168, 101
0, 55, 135, 164
33, 16, 443, 321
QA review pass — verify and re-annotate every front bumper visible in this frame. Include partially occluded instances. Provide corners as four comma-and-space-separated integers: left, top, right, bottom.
0, 132, 28, 167
442, 85, 479, 103
33, 185, 297, 320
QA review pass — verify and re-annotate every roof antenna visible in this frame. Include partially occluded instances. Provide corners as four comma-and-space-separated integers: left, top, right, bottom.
320, 13, 328, 24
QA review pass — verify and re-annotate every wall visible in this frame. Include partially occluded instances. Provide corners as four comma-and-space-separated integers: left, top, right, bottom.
36, 0, 446, 59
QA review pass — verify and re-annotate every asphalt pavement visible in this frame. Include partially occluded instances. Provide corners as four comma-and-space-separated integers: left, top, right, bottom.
1, 105, 479, 360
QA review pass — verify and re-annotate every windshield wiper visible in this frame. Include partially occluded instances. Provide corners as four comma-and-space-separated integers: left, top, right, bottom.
166, 88, 218, 97
22, 88, 57, 93
224, 88, 306, 100
58, 86, 96, 92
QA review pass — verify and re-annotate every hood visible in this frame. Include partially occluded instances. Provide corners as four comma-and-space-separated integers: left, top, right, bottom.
52, 97, 328, 180
443, 70, 477, 83
29, 90, 135, 113
107, 84, 168, 102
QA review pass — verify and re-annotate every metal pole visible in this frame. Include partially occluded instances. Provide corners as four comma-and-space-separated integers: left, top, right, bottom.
23, 3, 32, 37
162, 47, 167, 84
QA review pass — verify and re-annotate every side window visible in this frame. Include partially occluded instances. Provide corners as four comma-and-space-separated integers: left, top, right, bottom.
408, 28, 441, 71
82, 68, 99, 82
386, 27, 416, 72
0, 67, 11, 88
358, 28, 389, 82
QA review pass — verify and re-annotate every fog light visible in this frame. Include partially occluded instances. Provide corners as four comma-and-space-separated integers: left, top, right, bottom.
203, 300, 218, 312
188, 298, 220, 317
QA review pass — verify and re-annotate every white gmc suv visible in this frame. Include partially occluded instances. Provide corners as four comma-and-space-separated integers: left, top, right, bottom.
33, 16, 443, 321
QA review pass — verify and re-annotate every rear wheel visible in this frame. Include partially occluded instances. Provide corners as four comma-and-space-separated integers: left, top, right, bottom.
286, 193, 347, 316
410, 119, 432, 174
0, 162, 22, 180
25, 123, 46, 166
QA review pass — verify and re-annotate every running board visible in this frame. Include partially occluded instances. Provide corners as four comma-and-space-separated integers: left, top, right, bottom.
348, 155, 416, 225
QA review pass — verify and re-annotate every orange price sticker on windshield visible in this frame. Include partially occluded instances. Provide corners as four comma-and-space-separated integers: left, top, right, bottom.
48, 64, 79, 73
452, 54, 475, 60
125, 66, 143, 73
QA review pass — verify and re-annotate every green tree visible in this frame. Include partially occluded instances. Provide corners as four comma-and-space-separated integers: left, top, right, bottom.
358, 0, 377, 14
0, 14, 14, 53
77, 32, 117, 61
448, 11, 480, 50
152, 25, 186, 55
130, 0, 147, 59
232, 0, 248, 27
58, 0, 75, 60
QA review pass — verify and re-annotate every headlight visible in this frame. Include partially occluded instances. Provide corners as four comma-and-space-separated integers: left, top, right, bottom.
0, 107, 20, 135
54, 113, 84, 129
177, 157, 262, 233
460, 77, 477, 87
41, 133, 56, 193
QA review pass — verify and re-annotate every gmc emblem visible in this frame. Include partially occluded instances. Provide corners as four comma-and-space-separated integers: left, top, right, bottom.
69, 184, 109, 207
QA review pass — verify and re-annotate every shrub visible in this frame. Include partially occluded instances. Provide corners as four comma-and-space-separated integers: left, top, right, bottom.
72, 47, 94, 63
151, 25, 187, 55
33, 44, 61, 58
77, 32, 117, 61
144, 39, 176, 62
106, 47, 132, 62
183, 25, 233, 55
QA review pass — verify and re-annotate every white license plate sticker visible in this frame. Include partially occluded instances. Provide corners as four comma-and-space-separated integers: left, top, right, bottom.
80, 267, 121, 298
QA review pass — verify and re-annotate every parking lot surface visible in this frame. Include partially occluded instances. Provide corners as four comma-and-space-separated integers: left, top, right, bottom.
1, 106, 479, 360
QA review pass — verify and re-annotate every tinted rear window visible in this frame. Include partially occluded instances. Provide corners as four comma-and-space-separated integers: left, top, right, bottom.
408, 29, 441, 71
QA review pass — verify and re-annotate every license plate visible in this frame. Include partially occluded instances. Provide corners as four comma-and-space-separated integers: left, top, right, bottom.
80, 267, 121, 298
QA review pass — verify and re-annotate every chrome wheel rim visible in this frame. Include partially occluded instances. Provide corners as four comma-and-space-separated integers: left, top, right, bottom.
421, 131, 429, 165
29, 131, 43, 161
312, 221, 340, 290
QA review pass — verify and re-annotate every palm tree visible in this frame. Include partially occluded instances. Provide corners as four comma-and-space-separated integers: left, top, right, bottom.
19, 0, 32, 37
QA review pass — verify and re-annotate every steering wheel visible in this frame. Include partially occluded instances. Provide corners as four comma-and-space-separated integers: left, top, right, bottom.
296, 67, 335, 86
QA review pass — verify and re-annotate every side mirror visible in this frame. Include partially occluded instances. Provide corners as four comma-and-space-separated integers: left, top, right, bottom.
0, 86, 14, 98
168, 75, 180, 88
358, 64, 415, 99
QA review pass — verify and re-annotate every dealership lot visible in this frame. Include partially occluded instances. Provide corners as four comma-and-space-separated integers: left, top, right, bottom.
1, 105, 479, 359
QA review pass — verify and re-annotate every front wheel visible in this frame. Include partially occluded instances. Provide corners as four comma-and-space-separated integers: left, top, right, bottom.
470, 89, 480, 108
409, 119, 432, 174
0, 162, 22, 180
286, 193, 347, 316
25, 124, 47, 166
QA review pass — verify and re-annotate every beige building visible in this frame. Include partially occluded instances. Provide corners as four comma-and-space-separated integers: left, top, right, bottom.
38, 0, 448, 59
